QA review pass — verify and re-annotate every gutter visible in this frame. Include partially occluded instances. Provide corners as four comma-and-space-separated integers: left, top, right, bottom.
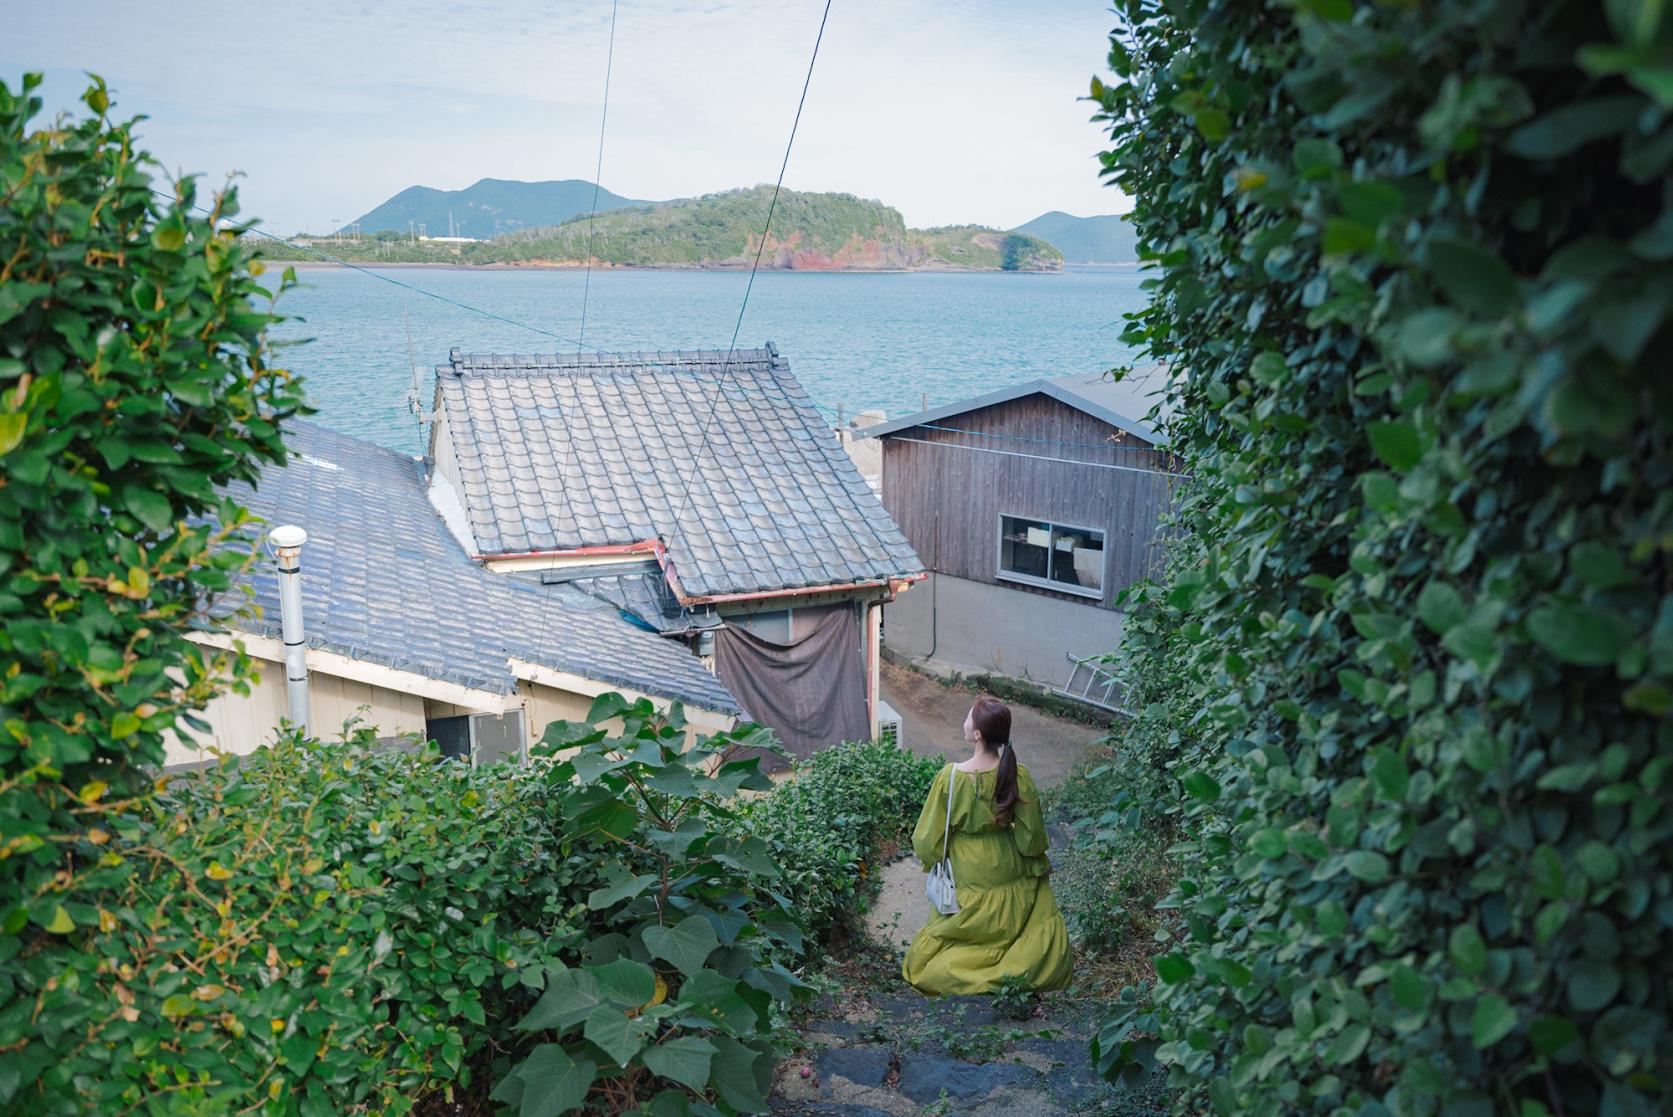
665, 570, 925, 607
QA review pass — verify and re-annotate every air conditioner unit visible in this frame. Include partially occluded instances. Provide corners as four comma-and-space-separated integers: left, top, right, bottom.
875, 700, 903, 749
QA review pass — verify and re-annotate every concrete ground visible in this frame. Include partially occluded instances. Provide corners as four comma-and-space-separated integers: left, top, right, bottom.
866, 662, 1107, 952
878, 660, 1106, 788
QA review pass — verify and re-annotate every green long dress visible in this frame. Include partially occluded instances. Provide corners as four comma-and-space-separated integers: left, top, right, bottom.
901, 761, 1072, 995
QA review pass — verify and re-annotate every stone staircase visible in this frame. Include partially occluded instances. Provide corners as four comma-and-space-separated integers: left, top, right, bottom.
769, 989, 1114, 1117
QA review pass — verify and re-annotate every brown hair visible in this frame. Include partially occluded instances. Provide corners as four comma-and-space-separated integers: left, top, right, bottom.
970, 696, 1019, 827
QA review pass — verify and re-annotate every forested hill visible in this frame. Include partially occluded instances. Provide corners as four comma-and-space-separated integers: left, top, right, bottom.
349, 178, 646, 239
1012, 211, 1137, 263
279, 187, 1064, 272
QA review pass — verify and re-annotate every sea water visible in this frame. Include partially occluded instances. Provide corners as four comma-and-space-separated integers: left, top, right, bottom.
266, 264, 1149, 454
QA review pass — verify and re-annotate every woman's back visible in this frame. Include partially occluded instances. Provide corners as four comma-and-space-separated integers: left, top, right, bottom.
903, 742, 1070, 995
911, 762, 1049, 893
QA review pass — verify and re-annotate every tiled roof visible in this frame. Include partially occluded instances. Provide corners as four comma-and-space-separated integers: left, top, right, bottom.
434, 345, 924, 598
214, 420, 739, 714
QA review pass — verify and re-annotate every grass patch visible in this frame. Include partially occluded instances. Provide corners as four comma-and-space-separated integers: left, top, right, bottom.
1047, 745, 1179, 994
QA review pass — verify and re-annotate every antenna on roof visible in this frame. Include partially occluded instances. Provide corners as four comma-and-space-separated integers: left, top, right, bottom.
403, 307, 433, 453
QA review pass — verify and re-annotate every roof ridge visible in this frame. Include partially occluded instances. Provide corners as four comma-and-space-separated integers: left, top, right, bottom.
447, 346, 777, 375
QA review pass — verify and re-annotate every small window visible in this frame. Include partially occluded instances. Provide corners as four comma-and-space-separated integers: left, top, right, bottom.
999, 515, 1105, 598
424, 710, 526, 766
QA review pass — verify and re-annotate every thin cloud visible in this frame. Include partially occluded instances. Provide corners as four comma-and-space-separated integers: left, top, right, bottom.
2, 0, 1128, 233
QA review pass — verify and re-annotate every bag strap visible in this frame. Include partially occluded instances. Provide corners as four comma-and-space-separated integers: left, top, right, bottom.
941, 765, 957, 863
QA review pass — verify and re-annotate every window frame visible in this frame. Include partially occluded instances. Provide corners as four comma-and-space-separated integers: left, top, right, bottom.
994, 512, 1107, 601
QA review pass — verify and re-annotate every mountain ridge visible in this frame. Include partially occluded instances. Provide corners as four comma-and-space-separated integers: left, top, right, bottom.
1012, 210, 1137, 263
349, 177, 646, 239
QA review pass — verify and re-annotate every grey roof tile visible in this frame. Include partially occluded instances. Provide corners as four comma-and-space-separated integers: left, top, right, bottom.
435, 344, 924, 598
214, 420, 738, 715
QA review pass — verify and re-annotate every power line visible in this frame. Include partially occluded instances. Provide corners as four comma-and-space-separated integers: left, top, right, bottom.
664, 0, 834, 551
577, 0, 620, 353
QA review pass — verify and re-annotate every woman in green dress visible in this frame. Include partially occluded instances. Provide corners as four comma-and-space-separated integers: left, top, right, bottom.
902, 696, 1072, 995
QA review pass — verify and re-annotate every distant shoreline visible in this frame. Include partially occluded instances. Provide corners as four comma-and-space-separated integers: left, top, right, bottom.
261, 259, 1082, 275
263, 258, 1136, 274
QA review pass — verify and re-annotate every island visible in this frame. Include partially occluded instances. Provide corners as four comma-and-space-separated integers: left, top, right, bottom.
254, 186, 1065, 273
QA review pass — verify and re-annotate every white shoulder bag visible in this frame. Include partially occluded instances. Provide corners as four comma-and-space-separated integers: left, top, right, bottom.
924, 765, 961, 915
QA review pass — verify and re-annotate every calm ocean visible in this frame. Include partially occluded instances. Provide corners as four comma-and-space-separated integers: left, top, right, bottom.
267, 264, 1149, 454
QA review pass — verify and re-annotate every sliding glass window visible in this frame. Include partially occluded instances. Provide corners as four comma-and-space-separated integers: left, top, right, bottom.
997, 515, 1105, 598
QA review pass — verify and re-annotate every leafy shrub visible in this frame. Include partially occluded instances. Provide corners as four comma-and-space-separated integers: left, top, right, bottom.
1091, 1, 1673, 1114
0, 72, 302, 782
738, 738, 941, 945
499, 695, 806, 1116
1, 724, 584, 1114
991, 973, 1037, 1022
0, 72, 309, 1113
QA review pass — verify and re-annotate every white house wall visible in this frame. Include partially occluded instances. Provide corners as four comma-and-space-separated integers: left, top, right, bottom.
164, 658, 430, 767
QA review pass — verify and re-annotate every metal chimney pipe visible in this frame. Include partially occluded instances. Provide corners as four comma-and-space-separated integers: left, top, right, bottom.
268, 525, 310, 735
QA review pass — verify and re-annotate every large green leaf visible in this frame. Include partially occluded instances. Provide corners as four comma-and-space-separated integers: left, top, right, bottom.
514, 1045, 596, 1117
709, 1036, 772, 1114
571, 751, 632, 785
710, 836, 780, 878
641, 1036, 716, 1092
591, 958, 657, 1007
644, 915, 719, 978
518, 970, 604, 1032
675, 969, 757, 1034
583, 1007, 651, 1068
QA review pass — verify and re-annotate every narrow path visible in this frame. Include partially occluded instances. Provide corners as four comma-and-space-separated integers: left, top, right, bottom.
868, 664, 1103, 952
765, 672, 1158, 1116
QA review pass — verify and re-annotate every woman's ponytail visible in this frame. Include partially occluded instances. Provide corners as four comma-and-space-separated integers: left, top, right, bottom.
971, 696, 1019, 827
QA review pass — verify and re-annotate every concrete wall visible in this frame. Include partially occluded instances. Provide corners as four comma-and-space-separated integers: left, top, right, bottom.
883, 572, 1124, 686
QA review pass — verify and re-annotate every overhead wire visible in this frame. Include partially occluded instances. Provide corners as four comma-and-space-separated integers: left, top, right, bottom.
543, 0, 621, 668
663, 0, 835, 555
576, 0, 620, 352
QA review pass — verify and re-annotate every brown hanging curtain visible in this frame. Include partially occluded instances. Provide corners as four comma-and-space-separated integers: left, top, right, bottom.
712, 604, 868, 768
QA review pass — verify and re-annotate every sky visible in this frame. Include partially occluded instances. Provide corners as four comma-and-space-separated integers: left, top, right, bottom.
2, 0, 1129, 236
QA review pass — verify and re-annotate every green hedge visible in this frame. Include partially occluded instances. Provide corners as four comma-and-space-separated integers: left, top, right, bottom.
1089, 2, 1673, 1114
0, 726, 587, 1114
740, 739, 942, 945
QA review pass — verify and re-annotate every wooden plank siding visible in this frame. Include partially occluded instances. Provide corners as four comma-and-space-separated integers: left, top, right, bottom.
880, 394, 1180, 610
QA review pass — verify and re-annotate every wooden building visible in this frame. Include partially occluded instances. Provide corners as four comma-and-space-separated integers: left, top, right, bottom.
859, 368, 1178, 700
